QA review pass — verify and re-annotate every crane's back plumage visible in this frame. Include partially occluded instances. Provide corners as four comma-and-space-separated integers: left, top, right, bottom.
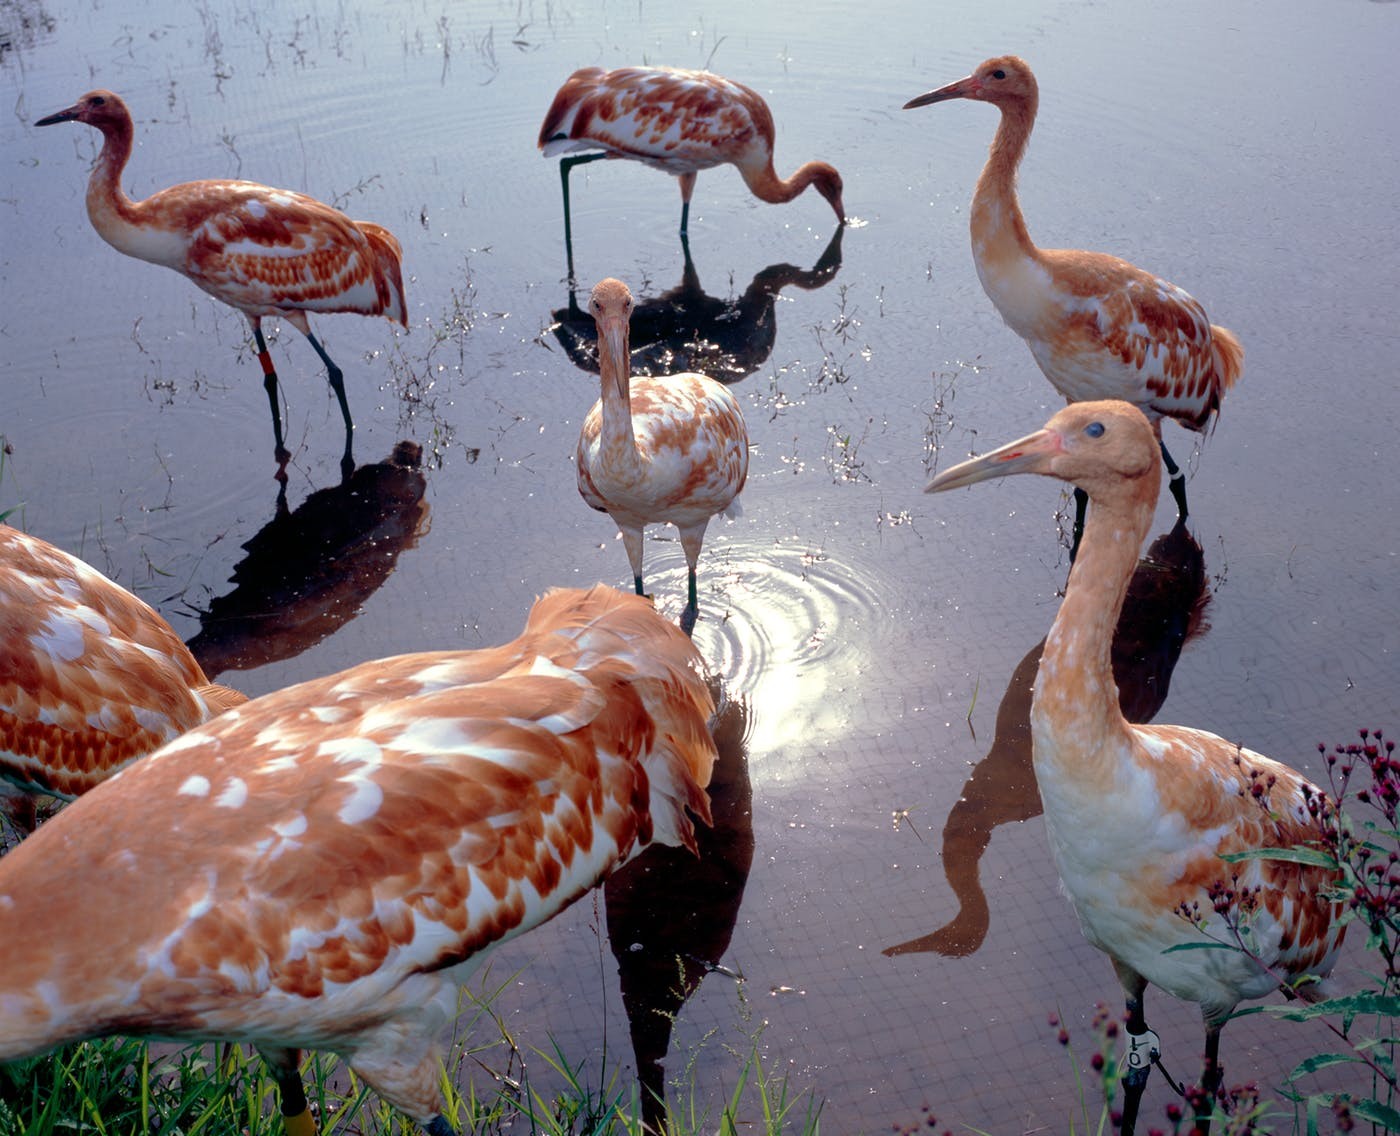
0, 584, 714, 1123
539, 66, 774, 175
0, 525, 244, 821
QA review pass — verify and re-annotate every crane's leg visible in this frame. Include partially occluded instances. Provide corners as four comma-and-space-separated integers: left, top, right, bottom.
250, 320, 291, 466
302, 330, 356, 478
1194, 1025, 1224, 1135
677, 171, 698, 237
1069, 487, 1088, 562
559, 153, 609, 283
620, 525, 647, 600
1114, 965, 1157, 1136
258, 1047, 318, 1136
1159, 440, 1189, 519
677, 524, 708, 637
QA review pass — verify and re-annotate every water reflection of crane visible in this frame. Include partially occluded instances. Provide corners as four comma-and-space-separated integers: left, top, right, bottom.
884, 519, 1209, 959
184, 441, 430, 679
603, 680, 754, 1131
550, 225, 843, 386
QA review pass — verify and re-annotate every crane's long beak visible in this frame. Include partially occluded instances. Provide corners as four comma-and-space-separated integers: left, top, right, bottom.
925, 428, 1061, 493
903, 76, 979, 110
35, 104, 81, 127
595, 316, 631, 399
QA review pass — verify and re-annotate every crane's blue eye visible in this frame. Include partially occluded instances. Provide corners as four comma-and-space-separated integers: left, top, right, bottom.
991, 69, 1006, 80
1085, 422, 1105, 438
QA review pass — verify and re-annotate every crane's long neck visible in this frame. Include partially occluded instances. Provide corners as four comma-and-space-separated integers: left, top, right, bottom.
970, 99, 1040, 272
1032, 490, 1153, 781
83, 120, 166, 264
740, 160, 820, 205
598, 324, 642, 476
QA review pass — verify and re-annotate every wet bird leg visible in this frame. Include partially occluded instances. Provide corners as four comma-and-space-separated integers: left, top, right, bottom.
559, 152, 610, 281
251, 321, 291, 465
1159, 439, 1189, 519
300, 329, 357, 476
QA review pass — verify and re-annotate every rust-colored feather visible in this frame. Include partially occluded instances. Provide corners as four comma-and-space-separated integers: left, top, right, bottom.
0, 525, 245, 833
0, 584, 714, 1127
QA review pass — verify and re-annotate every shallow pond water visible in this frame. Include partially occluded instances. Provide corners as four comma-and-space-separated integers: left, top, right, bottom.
2, 0, 1398, 1130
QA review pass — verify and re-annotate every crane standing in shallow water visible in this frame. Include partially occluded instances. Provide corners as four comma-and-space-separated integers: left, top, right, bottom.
576, 278, 749, 637
538, 66, 845, 277
0, 525, 246, 843
0, 585, 716, 1135
906, 57, 1243, 552
927, 401, 1343, 1135
35, 90, 406, 474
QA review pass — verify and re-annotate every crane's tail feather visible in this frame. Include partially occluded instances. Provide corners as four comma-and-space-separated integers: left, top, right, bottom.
356, 221, 408, 327
1210, 324, 1244, 397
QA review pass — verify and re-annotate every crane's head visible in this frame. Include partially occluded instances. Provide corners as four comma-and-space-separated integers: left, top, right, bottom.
926, 399, 1160, 507
35, 90, 132, 134
904, 56, 1038, 112
589, 277, 635, 396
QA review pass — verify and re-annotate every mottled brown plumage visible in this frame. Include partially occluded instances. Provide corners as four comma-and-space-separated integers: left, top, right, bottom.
906, 57, 1242, 528
539, 65, 844, 243
928, 402, 1342, 1133
0, 585, 715, 1135
35, 89, 406, 466
576, 278, 749, 634
0, 525, 245, 841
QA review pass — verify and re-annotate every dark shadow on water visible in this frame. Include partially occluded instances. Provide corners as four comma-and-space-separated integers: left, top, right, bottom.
551, 225, 844, 385
884, 519, 1210, 959
603, 679, 755, 1131
184, 440, 430, 679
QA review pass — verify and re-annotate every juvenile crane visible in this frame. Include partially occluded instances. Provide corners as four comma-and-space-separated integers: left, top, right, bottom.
906, 58, 1243, 547
927, 402, 1343, 1134
539, 66, 844, 274
576, 278, 749, 636
35, 90, 406, 471
0, 525, 245, 842
0, 585, 717, 1136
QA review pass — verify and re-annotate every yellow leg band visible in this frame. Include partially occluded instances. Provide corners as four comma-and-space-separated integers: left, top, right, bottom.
283, 1107, 319, 1136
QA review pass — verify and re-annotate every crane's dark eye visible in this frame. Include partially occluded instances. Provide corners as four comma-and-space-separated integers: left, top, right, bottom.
91, 95, 106, 106
991, 69, 1006, 80
1085, 421, 1105, 438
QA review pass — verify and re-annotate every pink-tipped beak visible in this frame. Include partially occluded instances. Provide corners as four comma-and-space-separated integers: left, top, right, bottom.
925, 428, 1062, 493
903, 75, 981, 110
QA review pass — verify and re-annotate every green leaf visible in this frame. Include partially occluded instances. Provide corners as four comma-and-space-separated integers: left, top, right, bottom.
1287, 1052, 1358, 1080
1262, 991, 1400, 1021
1351, 1097, 1400, 1129
1219, 846, 1339, 868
